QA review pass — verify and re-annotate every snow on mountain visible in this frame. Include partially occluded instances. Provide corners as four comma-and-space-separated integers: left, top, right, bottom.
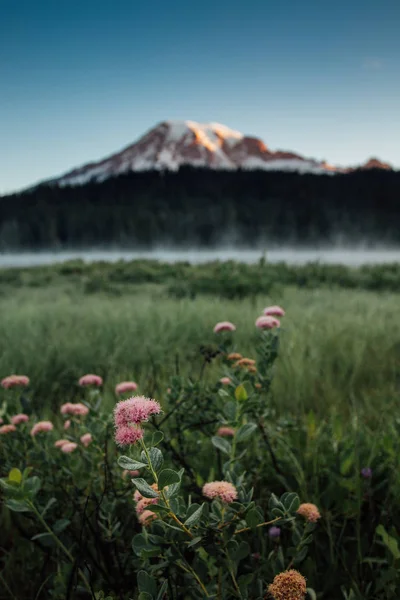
46, 120, 393, 187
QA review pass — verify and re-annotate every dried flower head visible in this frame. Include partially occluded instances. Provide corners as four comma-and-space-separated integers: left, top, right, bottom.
60, 403, 89, 416
78, 374, 103, 387
268, 570, 307, 600
227, 352, 242, 361
115, 381, 138, 395
255, 316, 280, 330
10, 413, 29, 425
217, 426, 236, 437
297, 503, 321, 523
203, 481, 238, 503
61, 442, 78, 453
1, 375, 30, 389
263, 305, 285, 317
115, 424, 144, 446
80, 433, 92, 447
213, 321, 236, 333
54, 439, 70, 448
219, 377, 231, 385
114, 396, 162, 427
138, 509, 157, 526
0, 424, 17, 434
30, 421, 54, 437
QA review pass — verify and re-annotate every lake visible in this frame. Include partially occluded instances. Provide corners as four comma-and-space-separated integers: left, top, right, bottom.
0, 247, 399, 268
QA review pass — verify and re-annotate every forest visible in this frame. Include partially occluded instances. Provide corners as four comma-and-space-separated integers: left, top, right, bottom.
0, 167, 399, 249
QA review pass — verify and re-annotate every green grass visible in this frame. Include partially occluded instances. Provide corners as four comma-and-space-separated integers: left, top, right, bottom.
0, 279, 398, 419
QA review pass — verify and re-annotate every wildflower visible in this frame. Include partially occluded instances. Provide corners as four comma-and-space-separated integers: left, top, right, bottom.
0, 417, 3, 424
268, 570, 307, 600
361, 467, 372, 479
213, 321, 236, 333
136, 497, 158, 515
234, 358, 256, 367
247, 365, 257, 374
255, 315, 280, 329
297, 503, 321, 523
80, 433, 92, 447
10, 414, 29, 425
269, 526, 281, 539
138, 509, 157, 526
61, 442, 78, 453
1, 375, 30, 389
78, 374, 103, 387
219, 377, 231, 385
115, 424, 144, 446
122, 469, 140, 479
217, 426, 236, 437
60, 403, 89, 416
31, 421, 54, 437
115, 381, 138, 395
114, 396, 162, 427
0, 424, 17, 434
203, 481, 238, 503
263, 305, 285, 317
54, 439, 70, 448
64, 419, 71, 430
227, 352, 242, 361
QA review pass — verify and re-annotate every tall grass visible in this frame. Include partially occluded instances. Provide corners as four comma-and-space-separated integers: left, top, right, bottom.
0, 282, 398, 419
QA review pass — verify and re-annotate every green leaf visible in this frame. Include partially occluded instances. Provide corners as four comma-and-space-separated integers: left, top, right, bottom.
184, 504, 204, 528
376, 525, 400, 559
31, 532, 54, 542
293, 546, 308, 564
138, 570, 157, 598
233, 541, 250, 562
118, 456, 147, 471
41, 497, 57, 517
144, 447, 164, 472
268, 493, 282, 511
24, 476, 41, 498
53, 518, 71, 534
211, 436, 231, 455
151, 431, 164, 446
132, 478, 159, 498
235, 384, 248, 402
147, 504, 169, 515
158, 469, 180, 489
138, 593, 153, 600
156, 580, 168, 600
5, 499, 31, 513
306, 588, 317, 600
187, 536, 203, 548
245, 508, 263, 529
8, 468, 22, 484
132, 533, 153, 555
235, 423, 257, 443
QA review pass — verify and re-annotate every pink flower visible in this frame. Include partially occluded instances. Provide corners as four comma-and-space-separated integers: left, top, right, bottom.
31, 421, 54, 437
133, 484, 158, 503
297, 503, 321, 523
136, 497, 158, 515
61, 442, 78, 453
1, 375, 30, 389
122, 469, 140, 479
115, 381, 138, 395
80, 433, 92, 447
255, 315, 280, 330
60, 403, 89, 416
54, 439, 70, 448
114, 396, 162, 427
115, 425, 144, 446
0, 417, 3, 424
219, 377, 231, 385
203, 481, 238, 503
213, 321, 236, 333
263, 305, 285, 317
0, 424, 17, 434
138, 509, 157, 526
10, 413, 29, 425
217, 426, 236, 437
78, 374, 103, 387
64, 420, 71, 430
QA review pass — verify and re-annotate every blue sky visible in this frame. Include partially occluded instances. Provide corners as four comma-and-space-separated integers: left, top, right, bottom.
1, 0, 399, 193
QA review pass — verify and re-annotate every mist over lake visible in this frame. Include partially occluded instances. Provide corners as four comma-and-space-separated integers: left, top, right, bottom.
0, 246, 399, 268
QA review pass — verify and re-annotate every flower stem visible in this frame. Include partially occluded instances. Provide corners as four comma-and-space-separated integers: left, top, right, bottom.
234, 516, 281, 535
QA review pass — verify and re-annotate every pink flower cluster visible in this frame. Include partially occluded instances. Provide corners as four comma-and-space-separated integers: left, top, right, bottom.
219, 377, 231, 385
263, 305, 285, 317
296, 503, 321, 523
61, 442, 78, 453
0, 424, 16, 434
115, 381, 138, 395
60, 403, 89, 416
256, 305, 285, 330
78, 374, 103, 387
122, 469, 140, 479
133, 485, 159, 525
203, 481, 238, 503
11, 413, 29, 425
213, 321, 236, 333
31, 421, 54, 437
80, 433, 92, 447
217, 426, 236, 437
1, 375, 30, 389
114, 396, 162, 447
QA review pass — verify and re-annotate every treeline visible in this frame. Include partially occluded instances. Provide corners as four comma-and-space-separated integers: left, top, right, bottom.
0, 167, 399, 249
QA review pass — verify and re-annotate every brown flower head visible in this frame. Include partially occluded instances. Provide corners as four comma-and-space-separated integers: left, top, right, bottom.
268, 570, 307, 600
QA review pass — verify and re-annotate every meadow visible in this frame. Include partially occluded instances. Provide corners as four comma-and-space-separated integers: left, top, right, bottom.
1, 259, 400, 599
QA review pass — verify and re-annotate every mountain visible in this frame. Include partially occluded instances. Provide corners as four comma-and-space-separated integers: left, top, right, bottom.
43, 120, 393, 187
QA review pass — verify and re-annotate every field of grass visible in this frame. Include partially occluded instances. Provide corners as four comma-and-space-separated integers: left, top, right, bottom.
1, 260, 400, 599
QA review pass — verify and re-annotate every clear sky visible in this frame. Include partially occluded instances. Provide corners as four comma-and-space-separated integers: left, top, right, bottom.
1, 0, 399, 193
